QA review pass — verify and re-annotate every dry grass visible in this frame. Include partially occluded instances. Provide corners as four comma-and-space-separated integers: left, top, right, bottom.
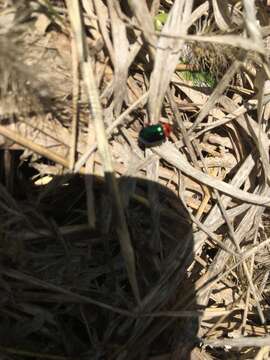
0, 0, 270, 359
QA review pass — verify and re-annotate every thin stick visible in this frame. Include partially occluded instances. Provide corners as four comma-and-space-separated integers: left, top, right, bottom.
153, 143, 270, 207
0, 125, 72, 171
65, 0, 140, 302
203, 336, 270, 348
195, 142, 265, 323
215, 191, 265, 324
3, 268, 133, 316
85, 123, 96, 229
196, 237, 270, 302
0, 345, 69, 360
69, 34, 80, 170
241, 219, 260, 334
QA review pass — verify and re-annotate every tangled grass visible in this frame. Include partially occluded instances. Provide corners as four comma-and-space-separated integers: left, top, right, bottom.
0, 0, 269, 359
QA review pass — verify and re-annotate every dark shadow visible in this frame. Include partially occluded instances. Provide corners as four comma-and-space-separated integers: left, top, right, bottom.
0, 171, 199, 360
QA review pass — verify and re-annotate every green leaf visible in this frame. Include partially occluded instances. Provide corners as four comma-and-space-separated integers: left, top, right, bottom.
178, 68, 216, 88
154, 12, 168, 31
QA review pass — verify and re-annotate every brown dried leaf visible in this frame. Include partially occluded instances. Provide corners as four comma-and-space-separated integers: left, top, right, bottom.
212, 0, 231, 31
127, 0, 156, 52
148, 0, 194, 122
108, 1, 129, 116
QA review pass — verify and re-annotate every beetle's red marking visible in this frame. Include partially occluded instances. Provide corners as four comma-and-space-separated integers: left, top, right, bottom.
162, 123, 172, 138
